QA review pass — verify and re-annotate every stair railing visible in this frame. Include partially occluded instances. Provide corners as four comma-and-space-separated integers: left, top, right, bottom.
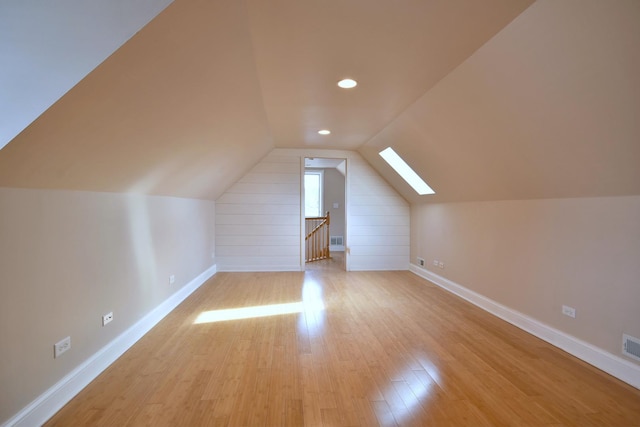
305, 211, 331, 262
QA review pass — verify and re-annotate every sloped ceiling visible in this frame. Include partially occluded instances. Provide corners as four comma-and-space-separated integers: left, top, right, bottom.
245, 0, 533, 150
0, 0, 173, 150
1, 0, 638, 203
0, 0, 273, 200
360, 0, 640, 203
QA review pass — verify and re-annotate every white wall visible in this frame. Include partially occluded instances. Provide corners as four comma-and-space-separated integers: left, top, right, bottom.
348, 156, 410, 271
216, 149, 410, 271
0, 188, 215, 425
411, 196, 640, 369
216, 152, 301, 271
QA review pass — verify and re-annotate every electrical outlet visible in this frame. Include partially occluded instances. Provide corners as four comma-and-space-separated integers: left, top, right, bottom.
102, 312, 113, 326
54, 336, 71, 358
417, 257, 425, 267
433, 259, 439, 267
438, 261, 445, 269
169, 275, 175, 285
562, 305, 576, 318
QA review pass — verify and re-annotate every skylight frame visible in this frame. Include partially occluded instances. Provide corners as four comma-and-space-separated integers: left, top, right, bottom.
379, 147, 435, 195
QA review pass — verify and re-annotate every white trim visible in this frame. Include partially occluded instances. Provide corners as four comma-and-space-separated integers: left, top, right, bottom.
218, 265, 302, 272
349, 262, 410, 272
409, 263, 640, 390
329, 245, 345, 252
4, 264, 217, 427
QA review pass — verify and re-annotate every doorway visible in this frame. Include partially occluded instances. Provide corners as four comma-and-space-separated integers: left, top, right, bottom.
303, 157, 346, 271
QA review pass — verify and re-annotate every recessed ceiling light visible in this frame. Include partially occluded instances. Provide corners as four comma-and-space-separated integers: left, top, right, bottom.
337, 78, 357, 89
318, 129, 331, 135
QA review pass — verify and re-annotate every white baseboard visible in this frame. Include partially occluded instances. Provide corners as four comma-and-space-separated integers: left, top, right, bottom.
218, 265, 303, 272
4, 264, 217, 427
409, 263, 640, 390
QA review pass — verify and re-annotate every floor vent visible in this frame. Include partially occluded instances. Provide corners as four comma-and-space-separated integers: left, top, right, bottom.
330, 236, 343, 246
623, 334, 640, 362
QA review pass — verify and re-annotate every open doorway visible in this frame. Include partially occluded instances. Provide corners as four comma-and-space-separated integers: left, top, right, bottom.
303, 157, 346, 271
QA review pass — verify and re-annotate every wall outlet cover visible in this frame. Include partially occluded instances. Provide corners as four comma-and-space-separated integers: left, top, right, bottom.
54, 336, 71, 358
562, 305, 576, 318
102, 312, 113, 326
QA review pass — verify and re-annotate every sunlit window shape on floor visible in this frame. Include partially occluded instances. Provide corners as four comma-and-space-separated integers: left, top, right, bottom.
194, 300, 325, 324
379, 147, 435, 195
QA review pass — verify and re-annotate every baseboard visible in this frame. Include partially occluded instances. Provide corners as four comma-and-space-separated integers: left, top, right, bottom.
349, 262, 410, 272
4, 264, 217, 427
218, 265, 303, 272
409, 263, 640, 390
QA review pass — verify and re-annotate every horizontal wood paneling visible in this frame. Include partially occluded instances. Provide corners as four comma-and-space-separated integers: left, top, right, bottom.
216, 152, 301, 271
238, 172, 301, 184
215, 203, 296, 215
349, 204, 410, 217
216, 245, 299, 257
249, 161, 300, 174
350, 225, 411, 236
349, 245, 411, 256
349, 194, 408, 206
216, 225, 299, 236
216, 214, 300, 225
349, 234, 410, 247
216, 235, 300, 246
216, 149, 410, 272
216, 193, 299, 205
225, 182, 299, 194
348, 155, 410, 270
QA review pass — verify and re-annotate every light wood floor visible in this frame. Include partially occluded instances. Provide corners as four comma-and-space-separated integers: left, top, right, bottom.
46, 261, 640, 426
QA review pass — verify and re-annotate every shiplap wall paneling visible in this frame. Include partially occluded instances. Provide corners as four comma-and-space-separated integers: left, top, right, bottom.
348, 155, 410, 271
216, 153, 301, 271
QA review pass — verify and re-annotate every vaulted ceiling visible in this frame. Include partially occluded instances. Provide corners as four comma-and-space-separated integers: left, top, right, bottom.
1, 0, 638, 203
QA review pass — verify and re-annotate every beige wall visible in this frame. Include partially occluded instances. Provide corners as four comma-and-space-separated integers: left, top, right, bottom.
323, 168, 345, 241
0, 188, 215, 424
411, 196, 640, 365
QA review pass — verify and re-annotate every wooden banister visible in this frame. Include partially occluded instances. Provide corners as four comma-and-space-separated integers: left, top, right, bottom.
305, 211, 331, 262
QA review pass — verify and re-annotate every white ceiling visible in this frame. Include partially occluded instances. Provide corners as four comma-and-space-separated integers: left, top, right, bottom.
1, 0, 638, 203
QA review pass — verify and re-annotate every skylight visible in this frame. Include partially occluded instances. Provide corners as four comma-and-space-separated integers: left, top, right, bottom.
379, 147, 435, 195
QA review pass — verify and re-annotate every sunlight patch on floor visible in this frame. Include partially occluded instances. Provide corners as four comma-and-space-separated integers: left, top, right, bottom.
194, 300, 325, 324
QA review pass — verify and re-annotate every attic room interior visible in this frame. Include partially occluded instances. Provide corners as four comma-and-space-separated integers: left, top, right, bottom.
1, 0, 639, 425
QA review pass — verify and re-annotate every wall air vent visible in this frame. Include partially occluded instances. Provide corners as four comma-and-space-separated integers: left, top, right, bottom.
330, 236, 343, 246
622, 334, 640, 362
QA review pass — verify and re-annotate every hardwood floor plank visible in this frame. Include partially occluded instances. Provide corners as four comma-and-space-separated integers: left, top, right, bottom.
44, 264, 640, 426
